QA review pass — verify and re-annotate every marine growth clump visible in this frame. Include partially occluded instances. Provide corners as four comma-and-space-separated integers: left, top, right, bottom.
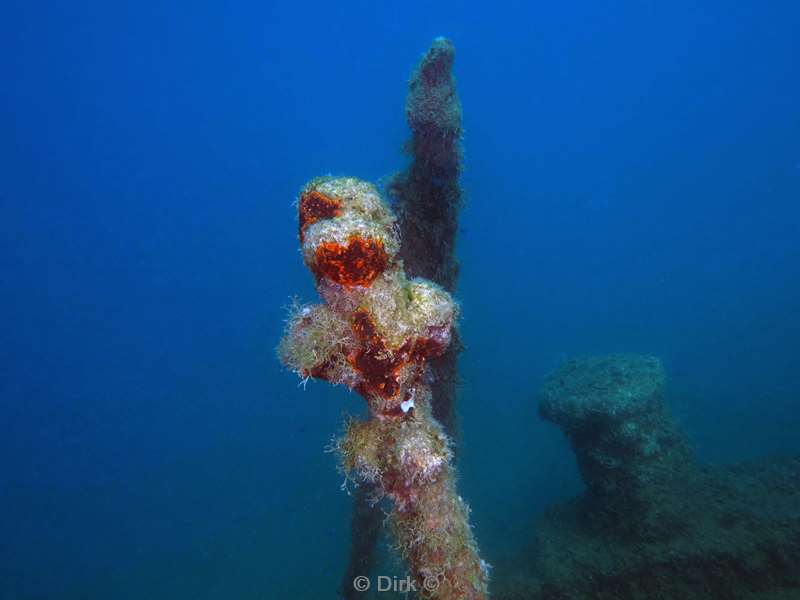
279, 176, 489, 599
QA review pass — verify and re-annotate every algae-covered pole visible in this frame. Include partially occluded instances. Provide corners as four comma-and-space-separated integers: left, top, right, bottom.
279, 178, 488, 599
390, 36, 464, 446
390, 37, 463, 291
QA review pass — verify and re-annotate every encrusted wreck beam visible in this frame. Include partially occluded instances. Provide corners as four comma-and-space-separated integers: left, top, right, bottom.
280, 178, 488, 599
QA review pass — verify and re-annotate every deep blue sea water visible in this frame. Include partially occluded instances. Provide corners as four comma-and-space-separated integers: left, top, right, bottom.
2, 2, 799, 598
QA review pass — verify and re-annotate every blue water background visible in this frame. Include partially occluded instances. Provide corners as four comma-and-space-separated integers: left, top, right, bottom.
2, 2, 799, 597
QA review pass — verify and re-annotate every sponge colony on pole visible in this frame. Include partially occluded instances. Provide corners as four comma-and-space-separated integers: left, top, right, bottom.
285, 177, 458, 417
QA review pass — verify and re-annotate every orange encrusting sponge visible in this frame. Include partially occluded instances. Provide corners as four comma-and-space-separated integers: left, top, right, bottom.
312, 237, 388, 288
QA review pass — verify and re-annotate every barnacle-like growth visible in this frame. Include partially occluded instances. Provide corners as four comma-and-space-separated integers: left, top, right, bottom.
280, 176, 488, 599
278, 301, 357, 387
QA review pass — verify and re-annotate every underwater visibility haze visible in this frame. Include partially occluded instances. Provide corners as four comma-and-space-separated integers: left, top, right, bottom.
2, 1, 799, 598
